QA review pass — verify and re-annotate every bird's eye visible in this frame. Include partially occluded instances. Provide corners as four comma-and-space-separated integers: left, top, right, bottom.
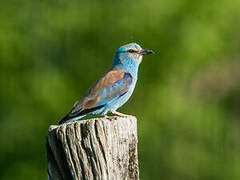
127, 49, 136, 53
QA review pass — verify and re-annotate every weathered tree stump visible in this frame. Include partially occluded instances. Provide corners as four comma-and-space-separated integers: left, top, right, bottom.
46, 115, 139, 180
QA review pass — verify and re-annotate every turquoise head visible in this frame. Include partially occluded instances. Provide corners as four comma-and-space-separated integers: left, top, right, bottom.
112, 43, 153, 73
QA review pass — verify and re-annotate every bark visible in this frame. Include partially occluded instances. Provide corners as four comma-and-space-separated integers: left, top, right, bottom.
46, 115, 139, 180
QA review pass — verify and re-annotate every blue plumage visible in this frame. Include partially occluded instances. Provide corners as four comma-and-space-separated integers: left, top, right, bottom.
59, 43, 153, 124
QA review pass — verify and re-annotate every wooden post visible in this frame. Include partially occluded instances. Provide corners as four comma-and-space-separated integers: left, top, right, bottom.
46, 115, 139, 180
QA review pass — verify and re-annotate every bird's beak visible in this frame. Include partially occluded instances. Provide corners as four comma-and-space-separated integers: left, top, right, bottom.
139, 48, 154, 55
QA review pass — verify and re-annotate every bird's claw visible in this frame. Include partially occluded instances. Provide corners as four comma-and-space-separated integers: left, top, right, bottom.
111, 111, 129, 117
104, 115, 109, 118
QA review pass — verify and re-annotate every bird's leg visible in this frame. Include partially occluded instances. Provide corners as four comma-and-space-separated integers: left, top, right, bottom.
111, 111, 129, 117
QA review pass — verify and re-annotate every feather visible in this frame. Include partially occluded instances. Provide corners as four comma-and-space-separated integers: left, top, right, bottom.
59, 68, 132, 124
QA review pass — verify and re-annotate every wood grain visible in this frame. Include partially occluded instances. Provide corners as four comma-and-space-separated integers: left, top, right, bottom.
47, 116, 139, 180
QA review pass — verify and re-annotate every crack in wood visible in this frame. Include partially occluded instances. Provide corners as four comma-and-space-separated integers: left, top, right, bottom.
47, 116, 139, 180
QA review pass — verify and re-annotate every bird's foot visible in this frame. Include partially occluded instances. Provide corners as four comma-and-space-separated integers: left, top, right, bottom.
104, 115, 110, 118
111, 111, 129, 117
104, 115, 113, 120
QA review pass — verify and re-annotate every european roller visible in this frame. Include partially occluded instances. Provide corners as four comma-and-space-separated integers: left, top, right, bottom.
59, 43, 153, 124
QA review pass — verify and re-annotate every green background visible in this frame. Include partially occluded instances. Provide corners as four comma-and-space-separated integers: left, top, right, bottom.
1, 0, 240, 179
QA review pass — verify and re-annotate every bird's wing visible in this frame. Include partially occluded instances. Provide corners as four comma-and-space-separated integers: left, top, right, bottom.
60, 68, 132, 123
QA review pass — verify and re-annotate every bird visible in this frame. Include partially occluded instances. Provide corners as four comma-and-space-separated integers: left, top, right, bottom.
59, 43, 154, 124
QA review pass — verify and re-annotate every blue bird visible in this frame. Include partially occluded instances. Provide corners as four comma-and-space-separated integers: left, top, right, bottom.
59, 43, 153, 124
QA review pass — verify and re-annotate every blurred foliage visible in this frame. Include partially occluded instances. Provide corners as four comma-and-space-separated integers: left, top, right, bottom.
0, 0, 240, 179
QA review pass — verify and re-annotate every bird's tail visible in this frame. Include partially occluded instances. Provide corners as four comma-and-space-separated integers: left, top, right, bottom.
58, 113, 86, 125
58, 105, 105, 124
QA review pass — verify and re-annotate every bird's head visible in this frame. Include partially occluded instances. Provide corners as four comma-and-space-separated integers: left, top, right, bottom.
112, 43, 154, 69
